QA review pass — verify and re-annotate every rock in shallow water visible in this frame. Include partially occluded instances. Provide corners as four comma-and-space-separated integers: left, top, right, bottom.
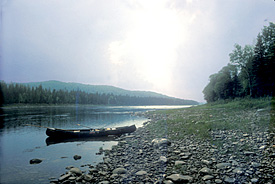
73, 155, 82, 160
29, 158, 43, 164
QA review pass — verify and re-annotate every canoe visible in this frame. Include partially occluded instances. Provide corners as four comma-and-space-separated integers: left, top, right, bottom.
46, 124, 136, 138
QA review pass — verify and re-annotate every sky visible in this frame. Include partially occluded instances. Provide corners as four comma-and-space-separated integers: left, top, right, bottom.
1, 0, 275, 102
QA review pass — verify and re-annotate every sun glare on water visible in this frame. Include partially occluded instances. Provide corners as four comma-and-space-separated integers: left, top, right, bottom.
108, 0, 190, 91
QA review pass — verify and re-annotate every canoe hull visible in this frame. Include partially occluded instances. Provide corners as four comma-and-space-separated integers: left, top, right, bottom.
46, 125, 136, 138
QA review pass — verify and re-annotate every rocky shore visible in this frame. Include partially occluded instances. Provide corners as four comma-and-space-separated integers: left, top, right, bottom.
51, 109, 274, 184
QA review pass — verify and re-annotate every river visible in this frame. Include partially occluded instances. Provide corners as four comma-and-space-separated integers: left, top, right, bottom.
0, 105, 191, 184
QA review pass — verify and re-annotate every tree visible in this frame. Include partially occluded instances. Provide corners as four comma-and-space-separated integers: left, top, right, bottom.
229, 44, 254, 96
251, 22, 275, 97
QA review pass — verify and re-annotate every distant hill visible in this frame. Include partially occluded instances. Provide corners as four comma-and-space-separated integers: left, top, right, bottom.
21, 80, 198, 105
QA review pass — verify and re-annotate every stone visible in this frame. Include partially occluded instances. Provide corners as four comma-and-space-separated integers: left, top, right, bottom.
89, 168, 98, 173
224, 177, 235, 183
113, 167, 127, 174
244, 151, 255, 156
29, 158, 43, 164
201, 159, 212, 165
199, 167, 213, 175
163, 180, 174, 184
66, 165, 74, 170
216, 163, 231, 169
68, 177, 76, 181
83, 174, 93, 181
251, 162, 260, 168
69, 167, 82, 176
159, 156, 168, 163
152, 138, 171, 148
202, 175, 214, 181
135, 170, 147, 176
98, 181, 110, 184
251, 178, 259, 183
215, 179, 223, 183
233, 168, 243, 174
166, 174, 193, 183
73, 155, 82, 160
259, 145, 267, 149
181, 155, 190, 160
270, 153, 275, 158
59, 173, 71, 181
175, 161, 185, 166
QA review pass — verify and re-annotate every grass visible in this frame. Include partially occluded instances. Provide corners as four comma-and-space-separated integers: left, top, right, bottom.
145, 97, 273, 141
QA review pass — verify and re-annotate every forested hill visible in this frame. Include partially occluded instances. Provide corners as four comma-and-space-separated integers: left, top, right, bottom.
22, 80, 171, 98
0, 81, 199, 105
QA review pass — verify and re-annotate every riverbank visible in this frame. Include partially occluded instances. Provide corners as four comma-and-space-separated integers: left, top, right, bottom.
51, 98, 274, 183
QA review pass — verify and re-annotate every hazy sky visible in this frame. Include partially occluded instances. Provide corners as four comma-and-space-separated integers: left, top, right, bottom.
1, 0, 275, 102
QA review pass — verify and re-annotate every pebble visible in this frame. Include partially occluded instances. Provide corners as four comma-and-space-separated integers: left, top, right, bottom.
224, 177, 235, 183
202, 175, 214, 181
175, 160, 185, 166
112, 167, 127, 174
199, 167, 213, 175
251, 178, 259, 183
159, 156, 168, 163
58, 173, 71, 181
215, 179, 223, 183
166, 174, 193, 183
135, 170, 147, 176
216, 163, 231, 169
98, 181, 110, 184
152, 138, 171, 148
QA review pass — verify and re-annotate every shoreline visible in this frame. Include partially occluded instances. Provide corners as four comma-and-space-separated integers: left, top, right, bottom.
50, 104, 274, 183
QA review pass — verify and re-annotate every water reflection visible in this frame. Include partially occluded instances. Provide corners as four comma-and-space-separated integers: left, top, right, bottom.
45, 136, 117, 146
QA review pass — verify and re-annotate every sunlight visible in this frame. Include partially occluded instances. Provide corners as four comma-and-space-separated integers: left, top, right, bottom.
108, 0, 189, 91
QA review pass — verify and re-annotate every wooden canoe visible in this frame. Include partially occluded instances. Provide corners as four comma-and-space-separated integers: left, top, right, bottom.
46, 124, 136, 138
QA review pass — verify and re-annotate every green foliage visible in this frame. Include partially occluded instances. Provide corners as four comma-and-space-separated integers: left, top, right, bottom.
0, 81, 198, 106
203, 22, 275, 102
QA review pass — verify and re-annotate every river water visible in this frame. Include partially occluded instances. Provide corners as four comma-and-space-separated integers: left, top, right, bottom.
0, 105, 190, 184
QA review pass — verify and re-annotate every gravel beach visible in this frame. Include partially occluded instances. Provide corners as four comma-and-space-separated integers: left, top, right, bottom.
51, 107, 275, 184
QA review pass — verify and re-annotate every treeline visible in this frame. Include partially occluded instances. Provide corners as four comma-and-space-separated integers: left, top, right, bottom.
0, 81, 198, 106
203, 22, 274, 103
